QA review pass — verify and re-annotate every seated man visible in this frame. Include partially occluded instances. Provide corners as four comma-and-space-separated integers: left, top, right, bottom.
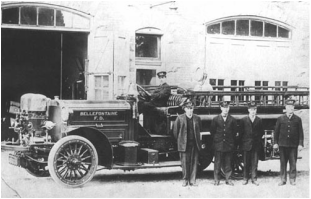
138, 71, 171, 114
137, 71, 171, 134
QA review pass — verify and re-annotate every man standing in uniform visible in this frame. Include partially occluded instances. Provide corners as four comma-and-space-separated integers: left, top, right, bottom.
239, 102, 264, 186
173, 99, 202, 187
273, 99, 304, 186
138, 71, 171, 114
210, 101, 238, 186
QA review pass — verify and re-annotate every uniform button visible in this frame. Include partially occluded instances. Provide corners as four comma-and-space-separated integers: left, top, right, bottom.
224, 134, 226, 136
288, 130, 290, 132
224, 129, 226, 131
288, 135, 290, 138
223, 139, 225, 141
288, 125, 290, 127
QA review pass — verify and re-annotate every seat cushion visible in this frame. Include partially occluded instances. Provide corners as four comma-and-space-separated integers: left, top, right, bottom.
167, 94, 184, 106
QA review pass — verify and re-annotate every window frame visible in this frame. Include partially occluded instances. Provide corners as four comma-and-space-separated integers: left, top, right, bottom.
1, 3, 91, 32
94, 75, 110, 101
205, 16, 292, 41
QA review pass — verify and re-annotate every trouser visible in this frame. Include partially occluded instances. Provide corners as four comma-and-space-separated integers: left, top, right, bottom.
279, 146, 298, 183
243, 149, 259, 181
214, 151, 233, 182
180, 144, 199, 184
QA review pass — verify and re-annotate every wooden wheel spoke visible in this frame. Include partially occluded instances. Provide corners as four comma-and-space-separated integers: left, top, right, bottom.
69, 144, 74, 155
80, 149, 88, 158
77, 145, 83, 155
79, 164, 88, 171
81, 155, 91, 161
74, 143, 78, 155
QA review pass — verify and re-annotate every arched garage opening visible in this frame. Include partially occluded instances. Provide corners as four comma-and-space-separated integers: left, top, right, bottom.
1, 2, 91, 140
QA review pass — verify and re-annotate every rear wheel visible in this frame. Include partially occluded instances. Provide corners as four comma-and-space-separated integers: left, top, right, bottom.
48, 136, 98, 187
198, 147, 214, 172
221, 150, 244, 180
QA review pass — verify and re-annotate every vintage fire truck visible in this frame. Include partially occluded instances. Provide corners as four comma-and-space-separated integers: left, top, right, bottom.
1, 85, 309, 187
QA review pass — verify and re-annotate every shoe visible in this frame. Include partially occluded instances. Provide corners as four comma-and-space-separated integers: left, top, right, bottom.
190, 183, 198, 187
278, 182, 286, 186
242, 180, 248, 185
182, 181, 188, 187
290, 181, 296, 186
252, 181, 259, 186
226, 181, 234, 186
214, 181, 220, 186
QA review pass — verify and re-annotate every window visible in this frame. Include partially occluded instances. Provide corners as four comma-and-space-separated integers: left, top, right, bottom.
21, 7, 37, 25
222, 21, 235, 35
94, 75, 109, 100
136, 69, 156, 85
251, 20, 263, 36
278, 27, 289, 38
217, 79, 224, 101
2, 8, 19, 24
135, 34, 160, 59
2, 5, 90, 30
206, 16, 291, 39
231, 80, 245, 101
264, 22, 277, 37
117, 76, 126, 95
238, 80, 245, 101
237, 20, 249, 36
231, 80, 237, 101
255, 81, 261, 101
209, 79, 224, 101
207, 23, 220, 34
38, 8, 54, 26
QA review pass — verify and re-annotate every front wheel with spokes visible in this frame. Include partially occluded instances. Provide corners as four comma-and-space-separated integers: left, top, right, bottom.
48, 136, 98, 187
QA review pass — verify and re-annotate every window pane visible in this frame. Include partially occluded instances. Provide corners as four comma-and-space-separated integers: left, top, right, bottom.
222, 21, 235, 35
95, 76, 101, 87
210, 79, 216, 86
135, 34, 159, 58
56, 10, 72, 27
275, 81, 281, 91
95, 90, 101, 100
38, 8, 54, 26
207, 23, 220, 34
251, 21, 263, 36
255, 81, 261, 86
263, 81, 268, 91
265, 23, 277, 37
2, 8, 19, 24
102, 90, 109, 100
278, 27, 289, 38
21, 7, 37, 25
102, 76, 109, 87
236, 20, 249, 36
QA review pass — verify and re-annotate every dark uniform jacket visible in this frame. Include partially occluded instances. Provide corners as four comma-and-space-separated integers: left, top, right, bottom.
173, 114, 202, 152
239, 116, 264, 151
274, 114, 304, 147
150, 83, 171, 107
210, 114, 238, 152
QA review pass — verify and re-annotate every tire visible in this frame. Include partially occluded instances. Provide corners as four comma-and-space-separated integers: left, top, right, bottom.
48, 135, 98, 187
198, 147, 214, 172
221, 150, 244, 180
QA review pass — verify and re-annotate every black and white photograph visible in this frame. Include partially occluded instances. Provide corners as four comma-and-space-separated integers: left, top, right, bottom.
1, 0, 309, 198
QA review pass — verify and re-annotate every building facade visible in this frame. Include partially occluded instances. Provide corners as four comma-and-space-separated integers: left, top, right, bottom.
1, 1, 309, 105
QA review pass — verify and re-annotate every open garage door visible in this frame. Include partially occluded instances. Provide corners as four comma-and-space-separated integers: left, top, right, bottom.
1, 29, 88, 121
1, 28, 88, 102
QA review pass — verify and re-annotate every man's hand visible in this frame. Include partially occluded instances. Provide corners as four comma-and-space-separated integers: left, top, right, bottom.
298, 145, 303, 151
273, 144, 279, 149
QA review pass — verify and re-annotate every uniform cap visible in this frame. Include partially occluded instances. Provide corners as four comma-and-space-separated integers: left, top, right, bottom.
285, 99, 295, 105
248, 101, 257, 108
220, 101, 230, 108
182, 99, 194, 109
157, 71, 167, 78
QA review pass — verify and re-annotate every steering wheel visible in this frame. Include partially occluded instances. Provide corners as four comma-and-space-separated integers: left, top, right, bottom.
137, 85, 151, 101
